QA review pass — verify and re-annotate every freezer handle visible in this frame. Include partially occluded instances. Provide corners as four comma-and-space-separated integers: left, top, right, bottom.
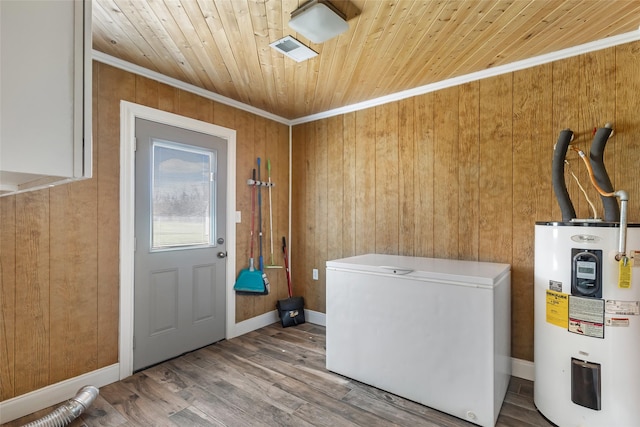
379, 266, 414, 275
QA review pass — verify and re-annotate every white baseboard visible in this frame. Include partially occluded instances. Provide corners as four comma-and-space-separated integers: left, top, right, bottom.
0, 363, 120, 424
229, 310, 279, 339
511, 357, 535, 381
230, 308, 326, 338
305, 309, 326, 326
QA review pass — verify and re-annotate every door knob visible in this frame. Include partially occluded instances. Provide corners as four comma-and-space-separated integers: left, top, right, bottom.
217, 251, 227, 259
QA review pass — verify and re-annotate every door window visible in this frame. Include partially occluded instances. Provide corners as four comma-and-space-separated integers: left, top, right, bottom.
151, 140, 216, 250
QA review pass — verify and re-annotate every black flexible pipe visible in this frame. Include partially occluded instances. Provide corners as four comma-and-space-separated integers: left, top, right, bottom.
552, 129, 576, 222
589, 126, 619, 222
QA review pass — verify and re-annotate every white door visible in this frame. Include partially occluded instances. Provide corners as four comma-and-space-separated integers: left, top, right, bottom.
134, 118, 227, 371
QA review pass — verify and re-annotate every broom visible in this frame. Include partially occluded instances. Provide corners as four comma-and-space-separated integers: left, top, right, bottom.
234, 169, 267, 294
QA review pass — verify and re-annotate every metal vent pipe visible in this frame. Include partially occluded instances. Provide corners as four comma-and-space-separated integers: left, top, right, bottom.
22, 386, 99, 427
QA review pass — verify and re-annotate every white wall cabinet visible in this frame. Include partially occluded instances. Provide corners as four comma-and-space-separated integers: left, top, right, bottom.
0, 0, 92, 196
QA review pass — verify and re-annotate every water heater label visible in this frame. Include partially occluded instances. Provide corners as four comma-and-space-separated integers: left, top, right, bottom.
618, 258, 633, 288
549, 280, 562, 292
546, 290, 568, 328
605, 300, 640, 315
568, 296, 605, 338
605, 317, 630, 327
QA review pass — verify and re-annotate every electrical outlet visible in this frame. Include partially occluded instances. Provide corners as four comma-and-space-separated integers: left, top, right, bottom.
312, 268, 318, 280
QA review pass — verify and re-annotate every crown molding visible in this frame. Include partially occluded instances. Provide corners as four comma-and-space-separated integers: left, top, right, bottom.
93, 28, 640, 127
290, 29, 640, 125
92, 50, 291, 126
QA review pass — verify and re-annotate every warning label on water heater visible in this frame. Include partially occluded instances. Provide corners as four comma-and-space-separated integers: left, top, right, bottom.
546, 290, 568, 328
568, 296, 605, 339
605, 317, 630, 327
605, 300, 640, 315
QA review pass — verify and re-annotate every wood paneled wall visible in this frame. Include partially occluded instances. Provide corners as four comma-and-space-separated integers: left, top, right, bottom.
1, 43, 639, 401
291, 41, 640, 361
0, 62, 289, 400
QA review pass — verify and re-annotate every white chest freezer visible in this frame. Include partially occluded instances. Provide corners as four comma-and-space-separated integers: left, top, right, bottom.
326, 254, 511, 427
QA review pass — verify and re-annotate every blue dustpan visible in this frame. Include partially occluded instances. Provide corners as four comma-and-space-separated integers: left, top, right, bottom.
234, 261, 267, 294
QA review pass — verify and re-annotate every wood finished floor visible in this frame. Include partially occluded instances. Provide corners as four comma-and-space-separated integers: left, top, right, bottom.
3, 323, 554, 427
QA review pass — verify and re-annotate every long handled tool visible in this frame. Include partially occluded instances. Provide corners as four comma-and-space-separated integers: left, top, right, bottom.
266, 159, 282, 269
234, 169, 266, 293
257, 157, 264, 271
257, 157, 270, 293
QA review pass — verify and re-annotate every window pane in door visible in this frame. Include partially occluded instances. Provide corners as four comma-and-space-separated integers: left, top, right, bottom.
151, 140, 216, 250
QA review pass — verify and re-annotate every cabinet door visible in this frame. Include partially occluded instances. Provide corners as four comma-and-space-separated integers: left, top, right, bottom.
0, 0, 91, 194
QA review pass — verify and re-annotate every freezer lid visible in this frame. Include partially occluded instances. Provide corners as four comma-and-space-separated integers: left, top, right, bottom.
326, 254, 510, 287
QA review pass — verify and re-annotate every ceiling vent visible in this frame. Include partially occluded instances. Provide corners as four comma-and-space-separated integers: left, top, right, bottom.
269, 36, 318, 62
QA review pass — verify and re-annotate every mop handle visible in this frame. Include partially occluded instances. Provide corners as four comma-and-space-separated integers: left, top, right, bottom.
257, 157, 264, 271
267, 159, 275, 265
249, 169, 256, 270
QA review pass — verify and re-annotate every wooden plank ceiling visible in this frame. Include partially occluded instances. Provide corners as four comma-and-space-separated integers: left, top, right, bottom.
92, 0, 640, 120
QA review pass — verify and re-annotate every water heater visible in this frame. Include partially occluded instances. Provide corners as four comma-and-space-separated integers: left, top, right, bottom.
534, 223, 640, 425
534, 124, 640, 426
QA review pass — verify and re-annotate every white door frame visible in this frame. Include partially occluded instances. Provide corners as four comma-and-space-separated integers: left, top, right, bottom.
119, 101, 236, 379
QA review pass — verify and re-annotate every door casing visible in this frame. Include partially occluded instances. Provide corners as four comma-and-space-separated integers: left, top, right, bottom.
119, 101, 236, 379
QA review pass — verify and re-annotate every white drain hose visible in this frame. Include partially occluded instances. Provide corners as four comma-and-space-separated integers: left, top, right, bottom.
22, 386, 99, 427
